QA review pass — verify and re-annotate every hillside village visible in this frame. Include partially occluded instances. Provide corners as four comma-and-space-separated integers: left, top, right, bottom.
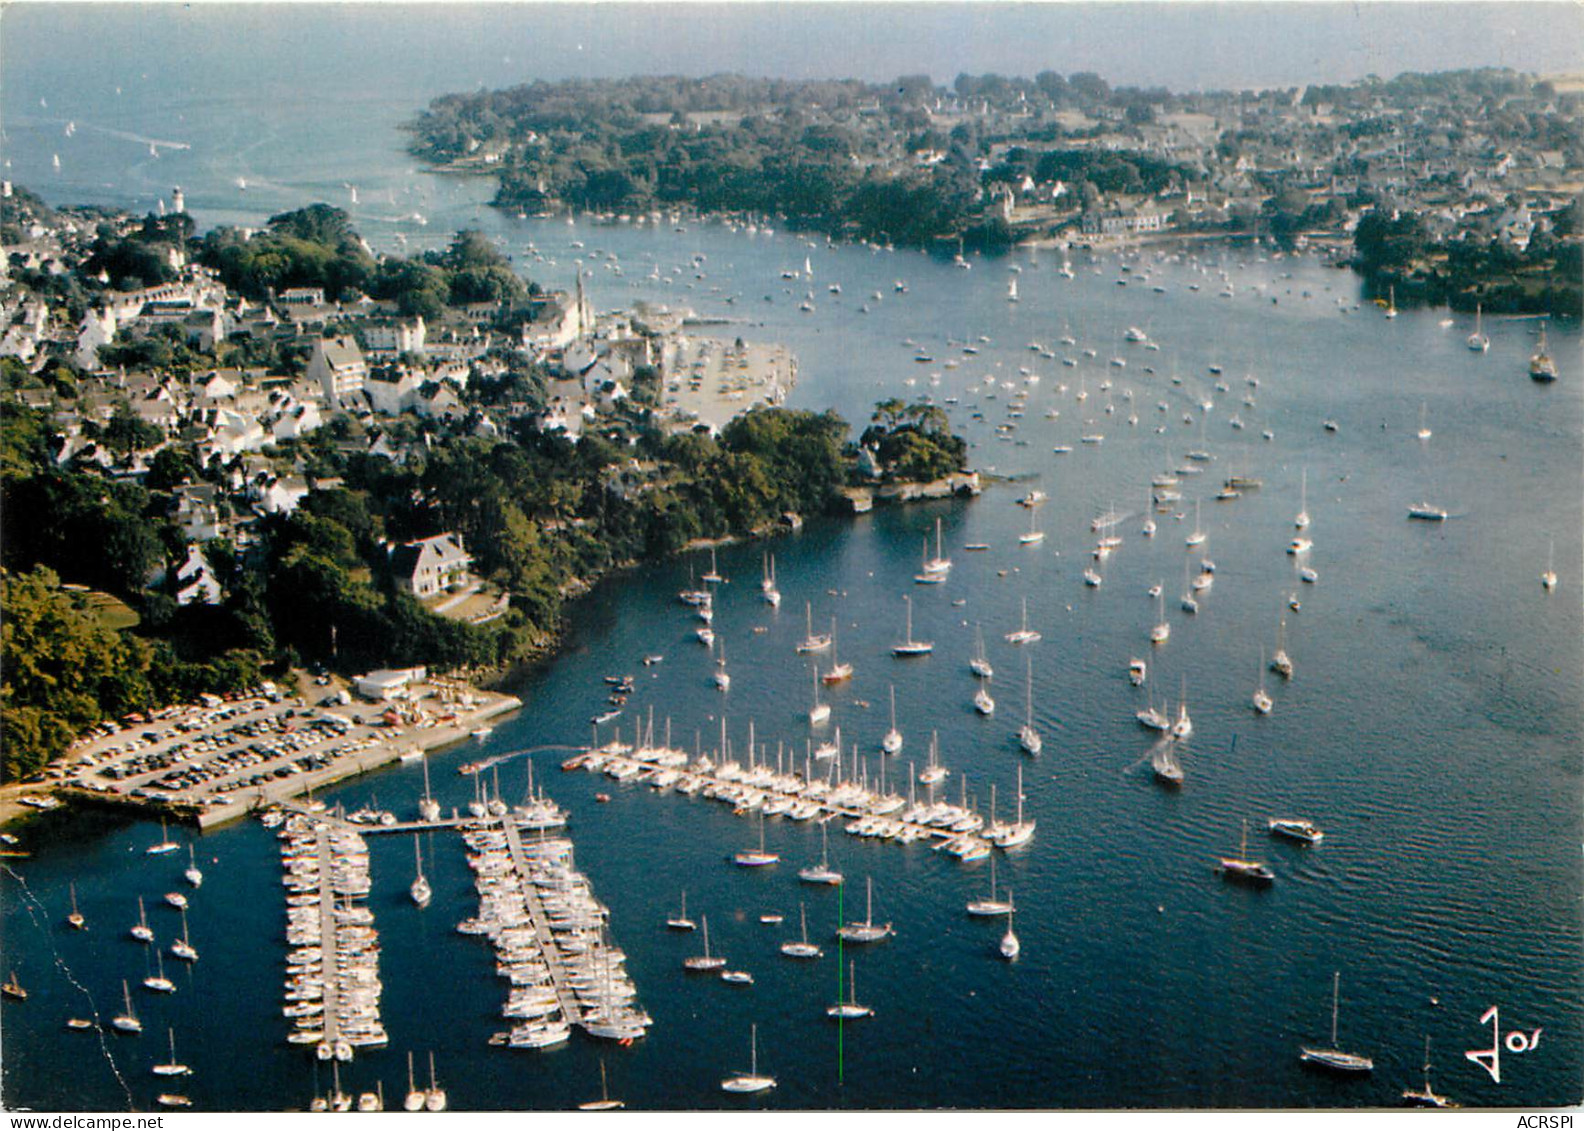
414, 67, 1582, 312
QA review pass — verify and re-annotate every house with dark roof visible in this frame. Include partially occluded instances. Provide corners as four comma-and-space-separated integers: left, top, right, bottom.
390, 533, 471, 598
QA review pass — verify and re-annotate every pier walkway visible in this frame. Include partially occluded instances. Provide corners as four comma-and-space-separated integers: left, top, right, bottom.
498, 818, 584, 1029
315, 824, 342, 1054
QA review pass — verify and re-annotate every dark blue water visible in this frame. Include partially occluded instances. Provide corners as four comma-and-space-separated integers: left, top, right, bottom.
2, 7, 1581, 1111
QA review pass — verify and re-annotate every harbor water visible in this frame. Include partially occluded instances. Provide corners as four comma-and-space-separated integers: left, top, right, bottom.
1, 9, 1580, 1111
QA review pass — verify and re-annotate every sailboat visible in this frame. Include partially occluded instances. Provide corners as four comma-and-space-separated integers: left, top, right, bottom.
1253, 648, 1273, 715
720, 1023, 776, 1093
797, 602, 832, 653
822, 619, 853, 683
1295, 467, 1311, 530
1141, 484, 1157, 537
808, 666, 832, 726
1271, 616, 1294, 680
2, 972, 26, 1001
169, 909, 197, 962
923, 517, 951, 576
403, 1053, 425, 1112
836, 876, 893, 943
1530, 319, 1558, 381
761, 554, 781, 606
425, 1051, 448, 1111
153, 1028, 191, 1076
733, 814, 779, 867
919, 733, 949, 785
112, 980, 142, 1033
410, 840, 432, 908
1019, 507, 1045, 545
1005, 597, 1041, 644
130, 897, 154, 942
684, 914, 727, 970
798, 824, 843, 885
147, 817, 179, 856
1150, 587, 1170, 644
1170, 678, 1192, 740
1300, 972, 1373, 1073
970, 624, 995, 676
702, 545, 725, 585
1007, 277, 1019, 303
826, 960, 874, 1019
892, 595, 933, 656
999, 894, 1021, 960
1416, 402, 1432, 442
1467, 303, 1489, 352
1401, 1036, 1458, 1108
143, 948, 176, 993
1018, 655, 1042, 754
578, 1060, 625, 1111
1152, 740, 1183, 788
67, 883, 85, 930
973, 675, 995, 716
1542, 538, 1558, 591
1384, 284, 1398, 319
1180, 555, 1198, 615
1185, 498, 1206, 547
780, 903, 823, 959
966, 854, 1014, 916
1218, 819, 1274, 886
181, 844, 205, 888
713, 639, 731, 692
667, 889, 697, 931
881, 686, 903, 754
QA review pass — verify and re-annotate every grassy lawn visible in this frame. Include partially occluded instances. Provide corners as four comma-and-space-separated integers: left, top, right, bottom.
79, 589, 140, 631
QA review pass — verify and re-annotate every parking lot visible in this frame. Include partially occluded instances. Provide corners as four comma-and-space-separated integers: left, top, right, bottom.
19, 677, 521, 827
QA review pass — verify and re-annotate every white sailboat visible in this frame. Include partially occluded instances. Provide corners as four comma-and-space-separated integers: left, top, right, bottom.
153, 1028, 191, 1076
147, 818, 179, 856
183, 844, 203, 888
702, 545, 725, 584
169, 909, 197, 962
733, 813, 779, 867
713, 639, 731, 691
798, 823, 843, 886
1253, 648, 1273, 715
720, 1023, 776, 1093
808, 666, 832, 726
826, 960, 874, 1019
1170, 678, 1193, 740
797, 601, 832, 653
143, 949, 175, 994
410, 840, 431, 908
761, 554, 781, 606
970, 624, 994, 677
1005, 597, 1041, 644
1185, 498, 1206, 547
1150, 588, 1170, 644
923, 517, 951, 576
1300, 972, 1374, 1073
1018, 654, 1042, 755
112, 980, 142, 1033
1007, 277, 1019, 303
403, 1053, 425, 1112
966, 854, 1014, 916
667, 889, 697, 931
999, 894, 1021, 960
973, 675, 995, 716
1542, 538, 1558, 591
578, 1060, 625, 1111
683, 915, 726, 971
881, 685, 903, 754
1530, 319, 1558, 381
780, 904, 823, 959
66, 883, 85, 930
425, 1052, 447, 1112
822, 619, 853, 683
891, 595, 933, 656
836, 876, 893, 943
1416, 402, 1432, 442
1295, 467, 1311, 530
919, 732, 949, 785
1271, 616, 1294, 680
1402, 1036, 1458, 1108
1466, 303, 1489, 352
130, 897, 154, 943
1019, 507, 1045, 545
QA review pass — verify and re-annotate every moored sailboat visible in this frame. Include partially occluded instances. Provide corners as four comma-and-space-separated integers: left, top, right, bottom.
1300, 972, 1373, 1073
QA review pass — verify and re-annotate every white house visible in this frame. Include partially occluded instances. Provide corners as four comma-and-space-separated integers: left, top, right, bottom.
389, 533, 471, 598
306, 335, 368, 402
